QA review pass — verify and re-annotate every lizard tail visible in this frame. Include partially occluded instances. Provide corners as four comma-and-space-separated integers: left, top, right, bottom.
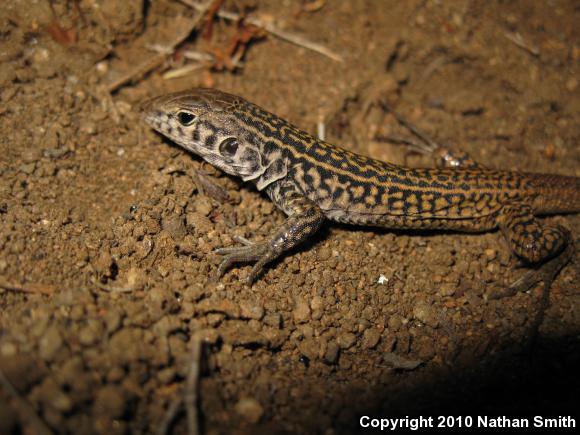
531, 173, 580, 214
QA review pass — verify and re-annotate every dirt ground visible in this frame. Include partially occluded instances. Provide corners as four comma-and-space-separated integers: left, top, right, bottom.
1, 0, 579, 433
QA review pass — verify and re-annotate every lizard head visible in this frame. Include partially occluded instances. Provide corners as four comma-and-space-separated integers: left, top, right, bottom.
140, 88, 263, 179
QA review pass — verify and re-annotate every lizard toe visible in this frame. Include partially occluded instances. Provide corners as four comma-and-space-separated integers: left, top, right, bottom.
215, 242, 270, 279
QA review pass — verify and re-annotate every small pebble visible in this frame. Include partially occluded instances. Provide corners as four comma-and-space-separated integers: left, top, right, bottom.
106, 366, 125, 383
143, 217, 161, 234
0, 341, 17, 357
298, 338, 319, 361
157, 367, 176, 384
39, 325, 63, 360
186, 212, 213, 233
194, 196, 213, 216
484, 248, 497, 261
293, 299, 311, 324
310, 295, 324, 311
79, 120, 98, 135
387, 315, 403, 331
317, 247, 331, 261
78, 326, 99, 346
439, 282, 456, 297
162, 215, 186, 239
413, 301, 440, 328
234, 397, 263, 423
240, 300, 265, 320
362, 328, 381, 349
93, 385, 126, 419
263, 313, 282, 328
336, 332, 357, 349
104, 309, 123, 334
324, 341, 340, 364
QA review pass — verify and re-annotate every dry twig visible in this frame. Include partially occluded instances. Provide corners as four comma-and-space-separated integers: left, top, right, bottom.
193, 169, 229, 203
162, 64, 207, 80
185, 335, 203, 435
156, 334, 203, 435
0, 277, 55, 295
90, 276, 136, 293
158, 395, 184, 435
211, 24, 265, 71
106, 0, 216, 92
0, 366, 54, 435
504, 32, 540, 57
302, 0, 327, 13
317, 116, 326, 141
146, 45, 244, 79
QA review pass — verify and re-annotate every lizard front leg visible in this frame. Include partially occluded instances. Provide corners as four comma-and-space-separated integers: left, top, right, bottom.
215, 188, 325, 284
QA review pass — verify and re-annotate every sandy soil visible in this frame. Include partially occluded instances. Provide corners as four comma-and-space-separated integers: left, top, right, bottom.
1, 0, 579, 433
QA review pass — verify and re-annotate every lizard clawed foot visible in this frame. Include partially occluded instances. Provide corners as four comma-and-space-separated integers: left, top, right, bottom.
214, 237, 275, 284
213, 192, 324, 284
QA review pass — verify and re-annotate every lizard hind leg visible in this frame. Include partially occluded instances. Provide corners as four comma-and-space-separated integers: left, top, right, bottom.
505, 240, 574, 297
381, 106, 486, 169
499, 204, 567, 264
491, 204, 572, 298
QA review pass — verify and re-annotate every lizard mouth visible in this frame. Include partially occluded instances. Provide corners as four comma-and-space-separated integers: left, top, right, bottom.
139, 98, 174, 136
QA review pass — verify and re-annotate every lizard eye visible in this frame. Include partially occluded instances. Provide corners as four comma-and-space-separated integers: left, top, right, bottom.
219, 137, 239, 156
176, 111, 196, 126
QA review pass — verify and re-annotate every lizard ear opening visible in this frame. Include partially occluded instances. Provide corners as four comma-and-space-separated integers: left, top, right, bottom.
219, 137, 239, 156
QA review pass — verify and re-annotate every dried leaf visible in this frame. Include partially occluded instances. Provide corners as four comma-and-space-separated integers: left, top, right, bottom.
302, 0, 326, 13
46, 22, 77, 46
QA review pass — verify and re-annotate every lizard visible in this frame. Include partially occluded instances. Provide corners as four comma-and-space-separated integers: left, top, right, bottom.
140, 88, 579, 290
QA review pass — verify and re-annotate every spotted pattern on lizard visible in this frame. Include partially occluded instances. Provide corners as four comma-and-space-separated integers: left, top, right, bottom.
141, 88, 579, 285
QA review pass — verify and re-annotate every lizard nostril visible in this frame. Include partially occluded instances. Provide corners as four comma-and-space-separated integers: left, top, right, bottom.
139, 98, 153, 114
139, 96, 166, 119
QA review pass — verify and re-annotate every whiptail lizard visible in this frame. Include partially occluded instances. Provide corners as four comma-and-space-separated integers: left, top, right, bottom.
141, 88, 579, 289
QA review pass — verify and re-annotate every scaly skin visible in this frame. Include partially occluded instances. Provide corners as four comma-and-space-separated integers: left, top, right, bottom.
141, 88, 579, 285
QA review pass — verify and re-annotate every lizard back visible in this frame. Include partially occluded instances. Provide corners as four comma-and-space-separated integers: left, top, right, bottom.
223, 93, 577, 230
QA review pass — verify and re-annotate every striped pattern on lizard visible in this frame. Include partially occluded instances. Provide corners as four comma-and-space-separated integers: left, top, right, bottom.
140, 88, 579, 288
